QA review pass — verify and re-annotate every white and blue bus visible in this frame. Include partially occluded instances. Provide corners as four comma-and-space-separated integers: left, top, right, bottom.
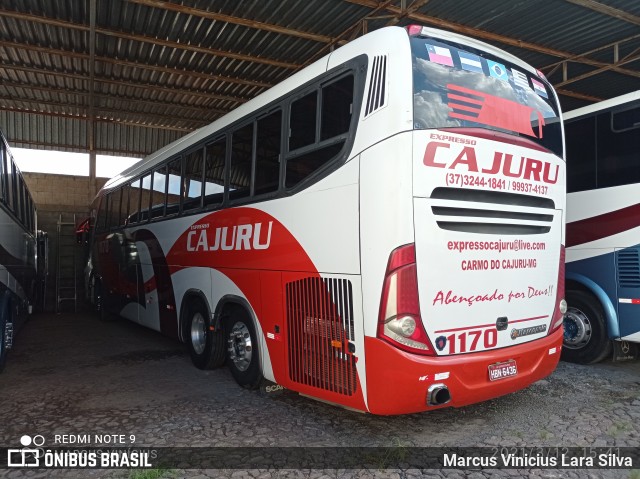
565, 91, 640, 363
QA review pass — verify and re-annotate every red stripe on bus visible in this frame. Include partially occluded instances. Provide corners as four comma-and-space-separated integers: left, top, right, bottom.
566, 202, 640, 247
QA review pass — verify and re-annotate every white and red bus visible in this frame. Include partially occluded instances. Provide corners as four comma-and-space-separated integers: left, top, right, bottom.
86, 25, 566, 414
565, 91, 640, 363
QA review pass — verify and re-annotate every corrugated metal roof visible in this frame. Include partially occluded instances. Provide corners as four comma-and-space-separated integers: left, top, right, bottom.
0, 0, 638, 158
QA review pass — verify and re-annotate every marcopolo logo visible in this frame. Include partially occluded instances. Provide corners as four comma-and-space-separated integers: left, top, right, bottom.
510, 324, 547, 340
7, 434, 46, 467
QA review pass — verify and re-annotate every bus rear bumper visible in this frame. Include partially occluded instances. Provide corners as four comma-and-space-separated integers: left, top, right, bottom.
364, 326, 563, 415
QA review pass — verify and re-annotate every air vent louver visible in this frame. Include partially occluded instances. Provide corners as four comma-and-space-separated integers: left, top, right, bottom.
617, 249, 640, 288
365, 55, 387, 117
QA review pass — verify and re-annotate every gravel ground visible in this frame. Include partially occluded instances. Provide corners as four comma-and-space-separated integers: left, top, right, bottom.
0, 313, 638, 479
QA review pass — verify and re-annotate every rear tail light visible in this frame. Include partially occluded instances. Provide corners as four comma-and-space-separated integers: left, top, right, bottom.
549, 246, 565, 334
378, 244, 435, 355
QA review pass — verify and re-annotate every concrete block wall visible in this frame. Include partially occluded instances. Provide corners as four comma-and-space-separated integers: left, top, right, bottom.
23, 172, 109, 210
22, 173, 110, 312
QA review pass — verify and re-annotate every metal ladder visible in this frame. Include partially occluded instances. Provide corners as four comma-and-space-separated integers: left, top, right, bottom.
55, 214, 77, 313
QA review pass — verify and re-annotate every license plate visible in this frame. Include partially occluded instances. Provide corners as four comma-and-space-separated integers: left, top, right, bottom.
488, 359, 518, 381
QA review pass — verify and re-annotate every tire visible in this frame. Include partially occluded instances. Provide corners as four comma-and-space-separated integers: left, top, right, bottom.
562, 290, 612, 364
225, 308, 263, 389
187, 298, 225, 370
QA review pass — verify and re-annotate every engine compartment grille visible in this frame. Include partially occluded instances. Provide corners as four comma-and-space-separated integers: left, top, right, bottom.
286, 277, 357, 396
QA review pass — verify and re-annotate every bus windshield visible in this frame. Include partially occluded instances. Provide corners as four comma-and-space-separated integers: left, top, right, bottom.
411, 35, 563, 156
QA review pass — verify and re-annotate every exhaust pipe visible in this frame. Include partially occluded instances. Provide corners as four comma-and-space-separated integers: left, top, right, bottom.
427, 383, 451, 406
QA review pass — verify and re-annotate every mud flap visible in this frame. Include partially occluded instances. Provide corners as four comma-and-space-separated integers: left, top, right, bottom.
612, 341, 638, 361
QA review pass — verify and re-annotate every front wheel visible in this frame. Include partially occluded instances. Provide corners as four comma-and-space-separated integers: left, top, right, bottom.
562, 290, 612, 364
226, 311, 263, 389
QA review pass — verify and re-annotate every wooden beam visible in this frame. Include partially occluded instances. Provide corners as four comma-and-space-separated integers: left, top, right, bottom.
0, 81, 225, 117
556, 89, 602, 102
0, 105, 196, 132
302, 0, 397, 67
0, 63, 245, 107
564, 0, 640, 26
0, 40, 273, 89
542, 32, 640, 72
554, 52, 640, 87
0, 9, 299, 69
8, 139, 150, 158
127, 0, 335, 44
385, 0, 432, 26
343, 0, 640, 79
0, 96, 209, 129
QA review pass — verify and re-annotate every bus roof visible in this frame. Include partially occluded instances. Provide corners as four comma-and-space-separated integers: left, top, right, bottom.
99, 25, 554, 196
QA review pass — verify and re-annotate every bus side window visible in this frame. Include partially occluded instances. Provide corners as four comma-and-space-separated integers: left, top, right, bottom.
140, 174, 152, 222
321, 75, 354, 140
204, 138, 225, 208
104, 193, 112, 231
166, 158, 181, 216
597, 111, 640, 188
183, 149, 204, 212
128, 179, 141, 224
110, 188, 122, 230
229, 123, 253, 201
24, 185, 31, 231
255, 110, 282, 196
612, 105, 640, 132
0, 141, 4, 203
119, 184, 130, 227
566, 116, 596, 193
289, 92, 317, 151
5, 153, 13, 212
96, 195, 107, 233
151, 166, 167, 219
10, 162, 18, 214
286, 74, 355, 189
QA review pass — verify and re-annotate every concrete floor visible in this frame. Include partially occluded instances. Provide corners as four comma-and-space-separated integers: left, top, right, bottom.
1, 312, 639, 479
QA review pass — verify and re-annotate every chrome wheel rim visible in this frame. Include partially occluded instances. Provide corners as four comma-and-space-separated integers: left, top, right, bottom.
228, 321, 252, 372
563, 307, 592, 349
190, 312, 207, 355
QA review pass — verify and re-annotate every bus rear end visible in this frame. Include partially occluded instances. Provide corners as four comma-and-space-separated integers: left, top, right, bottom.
364, 26, 566, 415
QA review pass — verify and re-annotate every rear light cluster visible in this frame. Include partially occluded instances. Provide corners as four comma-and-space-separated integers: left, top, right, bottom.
378, 244, 435, 355
549, 246, 566, 334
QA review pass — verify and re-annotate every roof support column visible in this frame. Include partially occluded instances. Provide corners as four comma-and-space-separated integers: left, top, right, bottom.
88, 0, 97, 204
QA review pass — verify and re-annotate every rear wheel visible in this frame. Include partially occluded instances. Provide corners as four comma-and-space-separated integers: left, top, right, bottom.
562, 290, 612, 364
187, 299, 225, 370
225, 308, 263, 389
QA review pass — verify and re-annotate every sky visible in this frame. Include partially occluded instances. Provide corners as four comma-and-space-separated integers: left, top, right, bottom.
12, 147, 140, 178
